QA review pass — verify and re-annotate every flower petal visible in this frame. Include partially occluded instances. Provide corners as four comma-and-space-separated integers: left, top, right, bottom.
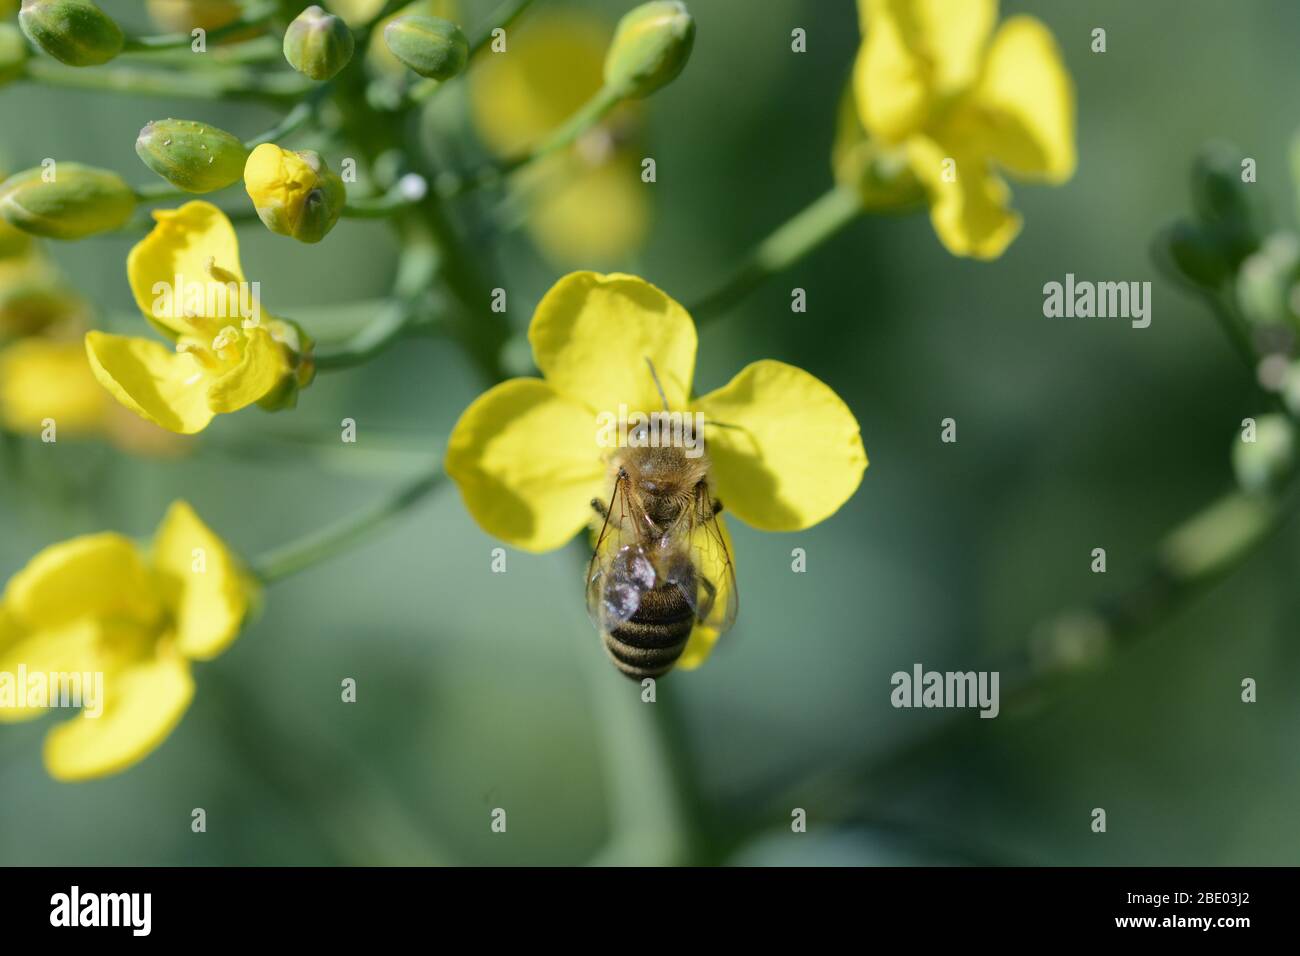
693, 360, 867, 531
0, 338, 107, 436
206, 326, 288, 414
676, 512, 737, 671
3, 532, 159, 631
973, 16, 1076, 183
905, 136, 1022, 259
43, 650, 194, 782
85, 331, 215, 435
529, 271, 696, 414
854, 0, 997, 142
127, 200, 246, 337
152, 501, 250, 661
0, 617, 100, 723
445, 378, 606, 552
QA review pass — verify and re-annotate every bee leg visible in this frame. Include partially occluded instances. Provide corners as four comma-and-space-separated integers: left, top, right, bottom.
591, 497, 608, 519
697, 576, 718, 620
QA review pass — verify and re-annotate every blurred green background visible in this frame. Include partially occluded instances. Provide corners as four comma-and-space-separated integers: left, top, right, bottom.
3, 0, 1300, 865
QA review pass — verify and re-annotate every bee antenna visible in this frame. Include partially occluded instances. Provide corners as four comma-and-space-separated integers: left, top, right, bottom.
644, 357, 671, 412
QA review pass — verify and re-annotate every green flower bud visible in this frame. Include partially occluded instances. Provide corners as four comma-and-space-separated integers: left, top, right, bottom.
1232, 414, 1294, 495
244, 143, 345, 244
603, 0, 694, 99
0, 163, 136, 239
256, 316, 316, 411
1236, 232, 1300, 328
19, 0, 124, 67
0, 24, 28, 88
283, 4, 354, 81
382, 14, 467, 80
1190, 142, 1263, 266
135, 119, 249, 194
1152, 221, 1230, 291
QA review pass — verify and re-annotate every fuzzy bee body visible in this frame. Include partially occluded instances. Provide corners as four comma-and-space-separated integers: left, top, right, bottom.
587, 441, 738, 679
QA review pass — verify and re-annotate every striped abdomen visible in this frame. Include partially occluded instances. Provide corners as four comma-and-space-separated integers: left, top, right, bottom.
603, 582, 695, 679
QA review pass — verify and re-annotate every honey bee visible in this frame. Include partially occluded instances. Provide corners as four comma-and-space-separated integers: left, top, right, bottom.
586, 365, 738, 679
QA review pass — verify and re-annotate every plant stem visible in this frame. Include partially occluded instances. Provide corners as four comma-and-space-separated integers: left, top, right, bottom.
121, 9, 273, 52
250, 469, 443, 584
688, 184, 864, 324
21, 59, 310, 101
437, 84, 626, 197
244, 84, 333, 148
341, 178, 429, 219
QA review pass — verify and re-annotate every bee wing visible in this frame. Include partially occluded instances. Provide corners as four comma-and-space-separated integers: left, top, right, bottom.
672, 504, 738, 636
585, 474, 655, 631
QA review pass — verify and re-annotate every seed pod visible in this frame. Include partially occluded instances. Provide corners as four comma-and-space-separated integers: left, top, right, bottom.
243, 143, 346, 244
0, 163, 136, 240
282, 4, 354, 81
136, 119, 249, 194
19, 0, 125, 67
603, 0, 694, 99
0, 24, 28, 88
383, 14, 468, 80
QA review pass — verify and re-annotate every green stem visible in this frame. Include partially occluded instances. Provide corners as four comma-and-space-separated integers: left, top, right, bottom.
250, 469, 443, 584
121, 9, 273, 52
131, 181, 206, 203
21, 59, 310, 101
688, 184, 864, 324
244, 84, 333, 148
438, 84, 625, 197
341, 177, 429, 219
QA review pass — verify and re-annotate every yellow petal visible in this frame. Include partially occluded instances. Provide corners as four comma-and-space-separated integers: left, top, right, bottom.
525, 153, 650, 267
3, 532, 159, 631
854, 0, 997, 142
206, 326, 289, 413
529, 271, 696, 414
0, 617, 100, 723
43, 650, 194, 782
468, 9, 610, 156
445, 378, 606, 552
676, 512, 737, 671
693, 360, 867, 532
0, 338, 108, 436
85, 331, 216, 435
127, 201, 246, 337
906, 136, 1022, 259
152, 501, 250, 660
973, 16, 1076, 182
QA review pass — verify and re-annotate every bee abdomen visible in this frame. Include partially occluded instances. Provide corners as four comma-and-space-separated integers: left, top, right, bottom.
604, 584, 695, 679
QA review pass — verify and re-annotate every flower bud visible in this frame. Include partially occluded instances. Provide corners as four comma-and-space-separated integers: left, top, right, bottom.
0, 163, 136, 239
0, 24, 28, 88
256, 316, 316, 411
19, 0, 124, 67
383, 14, 467, 80
1191, 142, 1262, 267
243, 143, 345, 244
283, 4, 354, 81
603, 0, 694, 99
1236, 232, 1300, 328
1232, 414, 1294, 495
1152, 221, 1230, 291
136, 119, 249, 194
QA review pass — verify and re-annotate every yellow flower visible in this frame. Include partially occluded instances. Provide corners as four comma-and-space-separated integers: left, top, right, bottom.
847, 0, 1075, 259
445, 272, 867, 668
0, 501, 254, 781
243, 143, 346, 244
85, 200, 314, 435
468, 9, 649, 266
